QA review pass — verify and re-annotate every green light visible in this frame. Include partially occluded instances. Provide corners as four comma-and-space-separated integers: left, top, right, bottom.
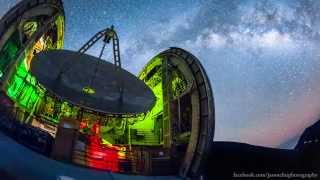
2, 15, 65, 124
171, 70, 188, 98
22, 21, 38, 38
82, 86, 95, 95
6, 56, 42, 109
124, 57, 164, 145
126, 56, 188, 146
0, 30, 20, 74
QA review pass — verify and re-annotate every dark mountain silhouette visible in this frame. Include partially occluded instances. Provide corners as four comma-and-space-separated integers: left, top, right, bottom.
203, 119, 320, 179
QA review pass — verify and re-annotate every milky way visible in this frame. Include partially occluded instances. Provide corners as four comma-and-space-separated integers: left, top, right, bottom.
1, 0, 320, 149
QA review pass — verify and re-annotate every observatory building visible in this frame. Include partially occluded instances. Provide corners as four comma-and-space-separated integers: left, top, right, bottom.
0, 0, 214, 179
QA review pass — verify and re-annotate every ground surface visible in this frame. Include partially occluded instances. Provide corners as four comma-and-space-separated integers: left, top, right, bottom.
0, 132, 181, 180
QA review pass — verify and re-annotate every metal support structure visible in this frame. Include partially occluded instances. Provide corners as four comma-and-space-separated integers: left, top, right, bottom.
25, 94, 41, 123
78, 26, 122, 68
78, 26, 123, 102
156, 47, 214, 179
162, 57, 172, 148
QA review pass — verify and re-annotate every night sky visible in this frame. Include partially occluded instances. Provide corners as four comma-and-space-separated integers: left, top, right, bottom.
1, 0, 320, 149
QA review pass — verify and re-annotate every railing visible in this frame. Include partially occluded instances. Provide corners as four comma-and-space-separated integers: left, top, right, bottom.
0, 108, 54, 155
